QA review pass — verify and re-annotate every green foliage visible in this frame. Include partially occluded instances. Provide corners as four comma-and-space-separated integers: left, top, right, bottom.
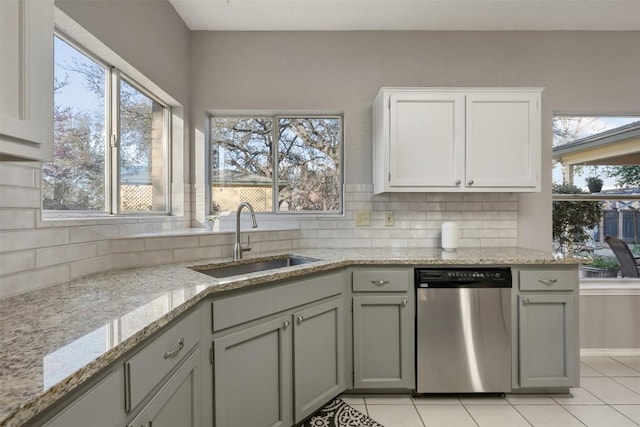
588, 256, 620, 270
585, 176, 603, 186
605, 166, 640, 187
552, 184, 602, 253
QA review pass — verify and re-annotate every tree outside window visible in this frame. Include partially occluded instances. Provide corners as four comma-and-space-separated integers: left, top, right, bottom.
42, 35, 169, 215
210, 115, 342, 214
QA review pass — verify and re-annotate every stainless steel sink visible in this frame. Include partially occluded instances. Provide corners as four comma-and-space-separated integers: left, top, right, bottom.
191, 255, 322, 279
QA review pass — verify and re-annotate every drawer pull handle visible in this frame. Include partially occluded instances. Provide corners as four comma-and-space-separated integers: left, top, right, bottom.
455, 180, 461, 185
537, 278, 558, 286
468, 180, 474, 185
402, 299, 407, 306
297, 316, 304, 324
282, 320, 290, 329
163, 337, 184, 359
522, 297, 530, 305
371, 280, 390, 286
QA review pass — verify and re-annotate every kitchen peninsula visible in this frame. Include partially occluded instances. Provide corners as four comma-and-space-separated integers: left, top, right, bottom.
0, 247, 579, 427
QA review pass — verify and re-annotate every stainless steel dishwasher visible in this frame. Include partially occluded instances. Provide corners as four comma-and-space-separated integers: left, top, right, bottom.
415, 267, 512, 393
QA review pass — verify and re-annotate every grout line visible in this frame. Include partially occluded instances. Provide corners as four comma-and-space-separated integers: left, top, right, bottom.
609, 405, 640, 427
610, 377, 640, 397
411, 397, 427, 427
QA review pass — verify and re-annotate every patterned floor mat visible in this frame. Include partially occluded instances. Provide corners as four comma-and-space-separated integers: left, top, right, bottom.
300, 398, 384, 427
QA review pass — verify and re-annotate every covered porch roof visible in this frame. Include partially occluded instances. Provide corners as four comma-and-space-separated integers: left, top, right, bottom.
553, 121, 640, 166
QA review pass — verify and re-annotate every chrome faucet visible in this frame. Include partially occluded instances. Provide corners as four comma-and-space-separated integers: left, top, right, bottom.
233, 202, 258, 260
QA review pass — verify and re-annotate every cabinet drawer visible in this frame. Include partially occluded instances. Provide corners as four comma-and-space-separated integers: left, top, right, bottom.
519, 268, 577, 291
352, 270, 410, 292
125, 310, 200, 412
212, 271, 344, 332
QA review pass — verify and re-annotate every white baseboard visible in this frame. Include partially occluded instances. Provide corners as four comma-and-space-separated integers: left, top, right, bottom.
580, 348, 640, 357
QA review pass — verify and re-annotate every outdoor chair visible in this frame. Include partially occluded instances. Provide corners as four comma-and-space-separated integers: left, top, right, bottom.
604, 235, 640, 278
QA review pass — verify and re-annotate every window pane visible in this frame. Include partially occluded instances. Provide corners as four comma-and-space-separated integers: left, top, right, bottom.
119, 79, 166, 212
43, 36, 106, 211
277, 118, 341, 212
210, 117, 273, 213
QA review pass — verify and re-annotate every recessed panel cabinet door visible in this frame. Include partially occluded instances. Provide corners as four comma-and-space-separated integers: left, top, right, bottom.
353, 295, 414, 389
0, 0, 54, 161
465, 92, 540, 189
127, 350, 200, 427
293, 298, 345, 423
213, 316, 292, 427
518, 294, 578, 388
388, 92, 465, 188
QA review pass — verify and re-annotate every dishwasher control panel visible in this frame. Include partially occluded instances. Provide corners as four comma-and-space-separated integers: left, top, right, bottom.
416, 267, 512, 287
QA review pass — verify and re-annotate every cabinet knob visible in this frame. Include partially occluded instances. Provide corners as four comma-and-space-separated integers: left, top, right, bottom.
371, 280, 390, 286
163, 337, 184, 359
522, 297, 530, 305
297, 316, 304, 324
402, 299, 407, 306
537, 278, 557, 286
455, 180, 461, 185
467, 180, 474, 186
282, 320, 290, 329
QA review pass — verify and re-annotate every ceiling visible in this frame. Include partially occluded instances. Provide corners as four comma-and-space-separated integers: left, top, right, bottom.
168, 0, 640, 31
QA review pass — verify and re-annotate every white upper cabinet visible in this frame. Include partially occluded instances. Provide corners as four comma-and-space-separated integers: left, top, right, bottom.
373, 88, 542, 194
0, 0, 54, 161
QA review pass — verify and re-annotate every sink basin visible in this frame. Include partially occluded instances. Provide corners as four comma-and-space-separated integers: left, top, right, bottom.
191, 255, 322, 279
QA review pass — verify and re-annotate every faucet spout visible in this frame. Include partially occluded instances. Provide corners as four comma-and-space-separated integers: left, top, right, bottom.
233, 202, 258, 260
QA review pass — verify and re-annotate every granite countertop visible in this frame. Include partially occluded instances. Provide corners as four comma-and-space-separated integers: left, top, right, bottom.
0, 247, 577, 426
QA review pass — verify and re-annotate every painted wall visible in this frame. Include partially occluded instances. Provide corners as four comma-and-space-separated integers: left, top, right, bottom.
190, 31, 640, 251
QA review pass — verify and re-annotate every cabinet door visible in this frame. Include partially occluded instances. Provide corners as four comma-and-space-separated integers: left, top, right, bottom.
293, 298, 346, 423
213, 316, 292, 427
353, 295, 414, 389
0, 0, 53, 161
518, 294, 578, 388
44, 369, 125, 427
388, 92, 465, 188
127, 350, 200, 427
465, 91, 540, 190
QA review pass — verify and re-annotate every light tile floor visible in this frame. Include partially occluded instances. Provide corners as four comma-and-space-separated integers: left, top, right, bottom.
341, 356, 640, 427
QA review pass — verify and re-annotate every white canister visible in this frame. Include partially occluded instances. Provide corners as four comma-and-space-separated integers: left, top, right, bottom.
441, 222, 459, 252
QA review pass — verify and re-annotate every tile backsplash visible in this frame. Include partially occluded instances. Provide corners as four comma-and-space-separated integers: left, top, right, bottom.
1, 166, 518, 298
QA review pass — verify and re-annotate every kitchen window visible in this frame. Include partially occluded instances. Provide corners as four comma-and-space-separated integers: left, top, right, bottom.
552, 114, 640, 272
42, 34, 170, 215
209, 115, 343, 214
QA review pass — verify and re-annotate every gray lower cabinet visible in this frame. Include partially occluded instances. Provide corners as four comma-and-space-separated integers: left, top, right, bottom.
351, 268, 414, 390
43, 369, 125, 427
516, 266, 579, 389
127, 349, 200, 427
212, 271, 347, 427
213, 316, 292, 427
518, 293, 577, 388
293, 298, 345, 422
352, 295, 413, 389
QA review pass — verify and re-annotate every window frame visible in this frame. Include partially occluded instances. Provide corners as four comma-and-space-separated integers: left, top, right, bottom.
207, 113, 345, 216
44, 31, 171, 217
